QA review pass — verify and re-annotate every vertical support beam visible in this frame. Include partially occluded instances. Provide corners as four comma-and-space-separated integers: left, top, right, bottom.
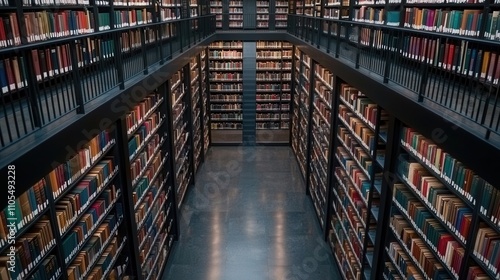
242, 42, 257, 145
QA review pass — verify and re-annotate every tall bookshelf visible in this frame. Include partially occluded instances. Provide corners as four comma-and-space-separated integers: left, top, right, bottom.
255, 41, 293, 144
170, 69, 193, 208
160, 0, 181, 21
330, 82, 388, 280
383, 121, 500, 280
256, 0, 270, 29
291, 47, 312, 179
210, 0, 223, 28
200, 48, 211, 157
275, 0, 289, 29
307, 62, 334, 232
125, 90, 175, 280
0, 128, 131, 280
208, 41, 243, 144
190, 55, 203, 174
0, 80, 189, 280
228, 0, 243, 28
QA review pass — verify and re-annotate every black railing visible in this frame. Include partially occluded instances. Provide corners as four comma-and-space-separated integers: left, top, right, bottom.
287, 14, 500, 142
0, 15, 216, 150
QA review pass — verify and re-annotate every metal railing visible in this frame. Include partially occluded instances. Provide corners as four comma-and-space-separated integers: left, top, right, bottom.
0, 15, 216, 150
287, 14, 500, 141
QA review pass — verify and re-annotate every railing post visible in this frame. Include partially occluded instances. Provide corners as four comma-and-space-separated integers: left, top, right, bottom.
327, 20, 332, 53
141, 27, 148, 75
355, 24, 361, 69
113, 31, 126, 90
335, 21, 341, 58
68, 40, 85, 114
383, 30, 392, 83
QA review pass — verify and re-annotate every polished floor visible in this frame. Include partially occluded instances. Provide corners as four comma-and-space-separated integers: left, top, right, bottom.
162, 146, 341, 280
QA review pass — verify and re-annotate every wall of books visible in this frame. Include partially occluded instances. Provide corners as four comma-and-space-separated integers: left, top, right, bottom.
290, 47, 500, 280
0, 83, 180, 279
0, 47, 215, 277
208, 41, 244, 144
291, 47, 312, 179
255, 41, 292, 144
209, 0, 288, 29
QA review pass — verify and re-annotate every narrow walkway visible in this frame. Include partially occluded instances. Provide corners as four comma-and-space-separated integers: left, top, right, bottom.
163, 146, 341, 280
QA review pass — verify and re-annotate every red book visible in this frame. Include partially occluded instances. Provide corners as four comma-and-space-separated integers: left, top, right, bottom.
437, 234, 454, 256
447, 44, 455, 71
31, 49, 41, 81
3, 58, 14, 89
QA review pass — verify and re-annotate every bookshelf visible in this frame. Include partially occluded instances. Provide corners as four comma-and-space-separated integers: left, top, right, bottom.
0, 127, 134, 280
200, 48, 211, 157
160, 0, 182, 22
307, 62, 334, 232
125, 91, 175, 280
190, 55, 203, 173
228, 0, 243, 28
275, 0, 289, 29
256, 0, 270, 29
170, 68, 193, 208
255, 41, 292, 143
208, 40, 243, 144
291, 47, 312, 179
382, 122, 500, 280
210, 0, 223, 28
289, 45, 500, 279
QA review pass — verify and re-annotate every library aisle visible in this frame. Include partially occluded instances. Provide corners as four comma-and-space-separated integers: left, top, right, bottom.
162, 146, 341, 280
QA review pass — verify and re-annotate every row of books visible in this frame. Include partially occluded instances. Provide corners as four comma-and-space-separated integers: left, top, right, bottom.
210, 94, 242, 102
257, 84, 291, 91
56, 161, 117, 235
474, 226, 500, 276
256, 61, 292, 69
255, 122, 287, 129
210, 104, 241, 110
209, 72, 242, 80
338, 130, 373, 176
0, 178, 48, 240
209, 61, 242, 69
0, 216, 55, 280
329, 228, 362, 279
403, 8, 487, 38
62, 195, 120, 264
401, 126, 494, 206
209, 50, 243, 59
256, 113, 288, 119
133, 171, 165, 211
338, 105, 376, 152
393, 186, 461, 278
128, 113, 163, 159
130, 144, 163, 186
210, 113, 242, 120
256, 93, 290, 100
386, 241, 437, 279
398, 154, 473, 243
256, 50, 293, 59
256, 72, 292, 81
47, 130, 114, 199
126, 93, 162, 135
209, 83, 242, 91
256, 41, 292, 49
211, 122, 242, 129
114, 10, 153, 27
209, 41, 242, 49
256, 103, 288, 110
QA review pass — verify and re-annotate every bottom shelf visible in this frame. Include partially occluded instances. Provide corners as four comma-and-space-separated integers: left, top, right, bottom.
256, 129, 290, 144
211, 130, 242, 144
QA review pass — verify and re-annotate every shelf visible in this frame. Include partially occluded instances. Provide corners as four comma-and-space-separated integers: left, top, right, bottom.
60, 167, 119, 237
53, 140, 116, 200
329, 231, 358, 280
332, 181, 367, 230
131, 137, 166, 187
129, 116, 166, 162
397, 173, 467, 246
337, 135, 372, 181
65, 192, 122, 266
136, 177, 169, 230
393, 199, 459, 279
334, 156, 369, 206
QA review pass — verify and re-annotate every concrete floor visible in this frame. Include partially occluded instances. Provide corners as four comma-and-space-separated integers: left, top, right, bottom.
162, 146, 341, 280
